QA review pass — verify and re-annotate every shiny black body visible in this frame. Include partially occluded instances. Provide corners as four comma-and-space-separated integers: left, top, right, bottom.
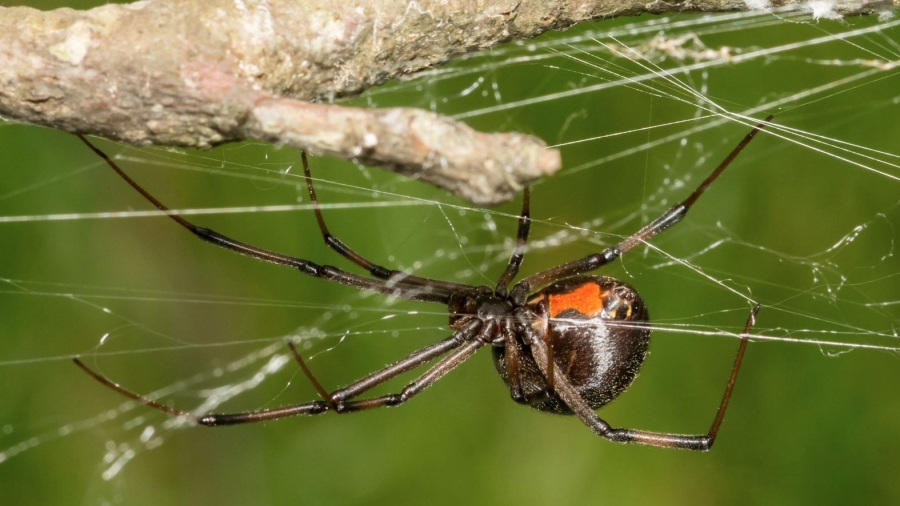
493, 276, 649, 414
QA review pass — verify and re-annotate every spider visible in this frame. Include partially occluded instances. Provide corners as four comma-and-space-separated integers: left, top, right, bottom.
73, 116, 771, 451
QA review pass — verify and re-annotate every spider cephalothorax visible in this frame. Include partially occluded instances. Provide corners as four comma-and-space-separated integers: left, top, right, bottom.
74, 116, 770, 450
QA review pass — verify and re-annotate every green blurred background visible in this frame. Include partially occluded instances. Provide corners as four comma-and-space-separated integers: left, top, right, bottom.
1, 1, 899, 505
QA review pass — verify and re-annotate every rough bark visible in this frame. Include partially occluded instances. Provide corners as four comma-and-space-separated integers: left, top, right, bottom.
1, 0, 895, 204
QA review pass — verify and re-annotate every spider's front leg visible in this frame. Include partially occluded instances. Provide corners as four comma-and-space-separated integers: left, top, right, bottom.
517, 116, 773, 293
520, 305, 759, 451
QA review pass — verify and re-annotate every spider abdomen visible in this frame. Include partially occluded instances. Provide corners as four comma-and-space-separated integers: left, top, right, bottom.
493, 276, 650, 414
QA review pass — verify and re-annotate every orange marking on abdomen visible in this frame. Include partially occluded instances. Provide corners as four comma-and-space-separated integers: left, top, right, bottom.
549, 282, 605, 318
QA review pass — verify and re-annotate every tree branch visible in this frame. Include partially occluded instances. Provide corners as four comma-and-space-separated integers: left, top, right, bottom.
1, 0, 895, 204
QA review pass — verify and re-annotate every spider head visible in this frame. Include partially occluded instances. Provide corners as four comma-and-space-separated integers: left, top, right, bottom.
447, 285, 492, 328
447, 285, 514, 337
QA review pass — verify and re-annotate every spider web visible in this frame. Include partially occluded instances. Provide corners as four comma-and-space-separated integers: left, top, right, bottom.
1, 6, 899, 505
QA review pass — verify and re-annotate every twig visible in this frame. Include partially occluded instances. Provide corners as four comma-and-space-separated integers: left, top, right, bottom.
0, 0, 895, 204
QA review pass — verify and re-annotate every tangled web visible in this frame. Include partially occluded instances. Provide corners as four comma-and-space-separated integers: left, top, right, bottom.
0, 8, 898, 488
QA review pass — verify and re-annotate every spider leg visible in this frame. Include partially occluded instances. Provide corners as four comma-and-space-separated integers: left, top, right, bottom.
73, 356, 329, 425
286, 319, 479, 412
73, 319, 487, 426
76, 135, 455, 304
301, 151, 472, 294
73, 357, 219, 423
297, 323, 490, 414
516, 116, 773, 292
494, 187, 531, 297
500, 319, 526, 402
520, 305, 759, 451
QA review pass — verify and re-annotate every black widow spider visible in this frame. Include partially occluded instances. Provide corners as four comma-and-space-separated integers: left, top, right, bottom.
74, 116, 771, 451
